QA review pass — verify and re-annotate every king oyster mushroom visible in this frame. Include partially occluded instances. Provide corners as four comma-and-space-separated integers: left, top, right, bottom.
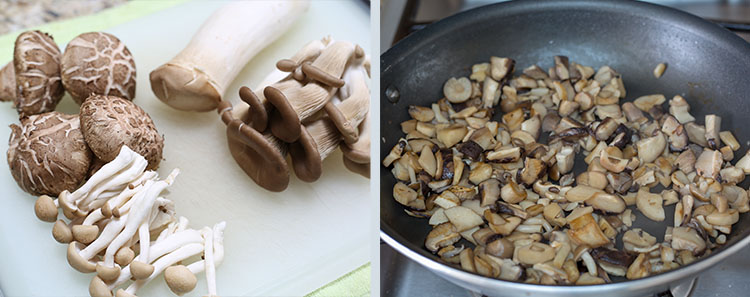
7, 112, 92, 196
61, 32, 137, 104
79, 94, 164, 170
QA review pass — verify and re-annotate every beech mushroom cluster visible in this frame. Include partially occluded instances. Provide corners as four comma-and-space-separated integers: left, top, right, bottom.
217, 36, 371, 192
0, 30, 137, 116
384, 55, 750, 285
33, 146, 226, 297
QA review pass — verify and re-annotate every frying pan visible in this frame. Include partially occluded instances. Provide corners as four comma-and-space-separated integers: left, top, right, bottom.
380, 1, 750, 296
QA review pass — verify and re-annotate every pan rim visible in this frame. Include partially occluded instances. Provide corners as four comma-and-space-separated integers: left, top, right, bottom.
380, 0, 750, 294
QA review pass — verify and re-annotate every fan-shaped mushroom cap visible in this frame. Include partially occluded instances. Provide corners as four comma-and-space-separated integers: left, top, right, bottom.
61, 32, 137, 104
341, 117, 370, 164
7, 112, 93, 196
290, 126, 324, 182
343, 156, 369, 178
238, 86, 269, 132
79, 95, 163, 170
13, 30, 64, 117
218, 100, 290, 192
164, 265, 197, 295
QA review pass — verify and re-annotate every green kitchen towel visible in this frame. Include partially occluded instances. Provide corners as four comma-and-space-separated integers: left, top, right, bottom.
0, 1, 370, 296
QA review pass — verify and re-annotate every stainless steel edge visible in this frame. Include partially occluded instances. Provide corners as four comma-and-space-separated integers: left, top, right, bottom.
380, 230, 750, 296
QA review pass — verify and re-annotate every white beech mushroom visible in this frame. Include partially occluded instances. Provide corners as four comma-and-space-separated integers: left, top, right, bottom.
11, 30, 65, 116
7, 112, 92, 196
267, 41, 360, 143
61, 32, 136, 104
289, 61, 369, 182
80, 94, 164, 170
150, 1, 309, 111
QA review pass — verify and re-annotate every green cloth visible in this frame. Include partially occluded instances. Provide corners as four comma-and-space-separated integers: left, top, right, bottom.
0, 1, 370, 296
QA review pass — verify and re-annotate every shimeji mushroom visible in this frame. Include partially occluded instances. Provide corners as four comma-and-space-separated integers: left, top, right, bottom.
217, 100, 291, 192
266, 41, 361, 143
61, 32, 137, 104
8, 112, 93, 196
150, 1, 309, 111
289, 61, 370, 182
8, 31, 65, 116
80, 94, 164, 170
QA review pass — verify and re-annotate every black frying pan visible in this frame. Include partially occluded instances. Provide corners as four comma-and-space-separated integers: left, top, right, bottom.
380, 0, 750, 296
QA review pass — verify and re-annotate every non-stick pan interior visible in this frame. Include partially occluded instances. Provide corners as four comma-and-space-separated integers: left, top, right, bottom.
381, 0, 750, 290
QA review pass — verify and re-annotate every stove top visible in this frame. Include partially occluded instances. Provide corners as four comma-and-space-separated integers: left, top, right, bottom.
380, 241, 750, 297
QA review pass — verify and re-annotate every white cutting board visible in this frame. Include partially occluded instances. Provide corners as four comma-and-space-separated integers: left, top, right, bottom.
0, 1, 371, 296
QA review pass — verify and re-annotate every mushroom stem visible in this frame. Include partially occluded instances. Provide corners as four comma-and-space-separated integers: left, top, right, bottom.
149, 1, 309, 111
267, 41, 358, 142
218, 100, 291, 192
0, 61, 14, 102
124, 243, 205, 294
202, 227, 217, 296
289, 63, 370, 183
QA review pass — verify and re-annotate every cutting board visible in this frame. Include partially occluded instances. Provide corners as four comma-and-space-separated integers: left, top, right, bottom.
0, 1, 371, 296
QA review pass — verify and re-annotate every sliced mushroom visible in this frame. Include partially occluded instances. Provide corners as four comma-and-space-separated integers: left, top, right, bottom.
408, 105, 435, 122
586, 192, 626, 214
636, 132, 666, 163
636, 188, 665, 222
705, 114, 721, 149
425, 222, 461, 253
669, 95, 695, 124
445, 206, 484, 232
695, 149, 723, 179
516, 242, 555, 265
501, 180, 528, 204
479, 179, 501, 207
443, 77, 472, 103
671, 226, 706, 255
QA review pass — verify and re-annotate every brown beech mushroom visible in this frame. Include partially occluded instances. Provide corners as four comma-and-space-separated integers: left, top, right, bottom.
7, 112, 93, 196
80, 95, 163, 170
150, 1, 309, 111
217, 100, 290, 192
267, 41, 359, 142
12, 31, 65, 117
164, 265, 198, 296
61, 32, 136, 104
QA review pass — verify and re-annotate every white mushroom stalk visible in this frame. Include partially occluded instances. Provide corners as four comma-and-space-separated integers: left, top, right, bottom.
32, 146, 227, 296
150, 1, 310, 111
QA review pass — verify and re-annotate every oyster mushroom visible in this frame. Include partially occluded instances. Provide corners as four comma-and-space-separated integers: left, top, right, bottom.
267, 41, 361, 143
61, 32, 136, 104
7, 112, 93, 196
150, 1, 309, 111
289, 69, 369, 182
80, 95, 163, 170
12, 30, 65, 117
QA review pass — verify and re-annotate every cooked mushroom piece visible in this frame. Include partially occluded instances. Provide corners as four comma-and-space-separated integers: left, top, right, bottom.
443, 77, 472, 103
425, 223, 461, 252
636, 132, 666, 163
490, 56, 515, 81
671, 226, 706, 255
705, 115, 722, 149
485, 236, 514, 258
479, 179, 501, 207
669, 95, 695, 123
695, 149, 723, 179
636, 189, 665, 222
591, 247, 635, 276
516, 242, 555, 265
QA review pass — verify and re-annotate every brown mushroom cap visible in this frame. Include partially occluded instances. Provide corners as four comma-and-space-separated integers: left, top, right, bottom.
342, 155, 369, 178
218, 100, 290, 192
0, 62, 15, 102
96, 263, 121, 282
61, 32, 137, 104
239, 86, 269, 132
340, 118, 369, 164
34, 195, 58, 222
290, 118, 345, 183
266, 85, 303, 143
164, 265, 198, 295
89, 276, 113, 297
72, 225, 99, 244
67, 242, 96, 273
129, 260, 154, 280
13, 30, 64, 117
79, 94, 163, 170
7, 112, 93, 196
323, 102, 358, 144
